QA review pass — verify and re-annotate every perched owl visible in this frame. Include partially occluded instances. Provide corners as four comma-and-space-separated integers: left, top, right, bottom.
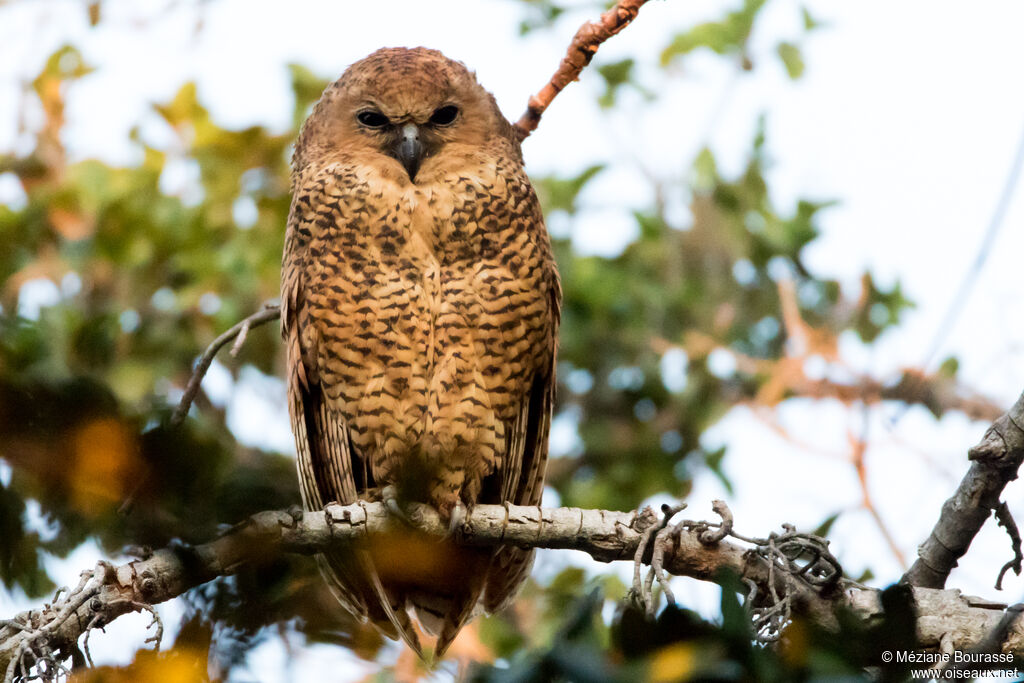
281, 47, 561, 656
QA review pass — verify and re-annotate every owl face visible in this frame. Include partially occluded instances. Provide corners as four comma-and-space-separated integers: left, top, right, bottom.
351, 97, 462, 182
304, 47, 503, 183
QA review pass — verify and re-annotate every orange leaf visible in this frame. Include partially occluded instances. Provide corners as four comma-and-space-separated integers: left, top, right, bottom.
48, 207, 94, 240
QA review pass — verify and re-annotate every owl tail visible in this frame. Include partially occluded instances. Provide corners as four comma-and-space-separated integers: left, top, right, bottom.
393, 542, 491, 659
409, 587, 483, 659
317, 550, 424, 658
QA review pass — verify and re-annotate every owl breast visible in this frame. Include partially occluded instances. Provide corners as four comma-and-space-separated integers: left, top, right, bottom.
304, 159, 552, 513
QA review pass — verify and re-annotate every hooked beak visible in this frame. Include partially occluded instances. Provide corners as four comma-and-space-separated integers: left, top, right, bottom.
395, 123, 424, 181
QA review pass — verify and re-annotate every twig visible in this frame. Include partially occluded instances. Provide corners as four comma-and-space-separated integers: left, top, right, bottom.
131, 601, 162, 651
80, 614, 102, 669
630, 503, 685, 617
760, 536, 788, 642
849, 420, 907, 569
994, 502, 1023, 591
903, 389, 1024, 588
646, 504, 686, 616
513, 0, 653, 139
655, 334, 1004, 423
699, 499, 733, 545
627, 500, 839, 643
117, 304, 281, 518
1, 566, 105, 683
920, 117, 1024, 371
630, 511, 660, 614
168, 303, 280, 428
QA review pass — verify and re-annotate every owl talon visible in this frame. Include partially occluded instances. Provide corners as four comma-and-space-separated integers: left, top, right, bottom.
286, 504, 305, 525
382, 485, 414, 526
447, 501, 467, 539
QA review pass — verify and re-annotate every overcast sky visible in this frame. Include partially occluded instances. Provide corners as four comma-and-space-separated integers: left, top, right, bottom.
2, 0, 1024, 680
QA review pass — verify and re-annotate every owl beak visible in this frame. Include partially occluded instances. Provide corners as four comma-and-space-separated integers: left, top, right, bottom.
395, 123, 424, 181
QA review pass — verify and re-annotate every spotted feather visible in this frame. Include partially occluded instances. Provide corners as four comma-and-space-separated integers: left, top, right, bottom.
282, 47, 560, 658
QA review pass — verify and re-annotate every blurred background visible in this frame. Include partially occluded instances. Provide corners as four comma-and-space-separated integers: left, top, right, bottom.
2, 0, 1024, 680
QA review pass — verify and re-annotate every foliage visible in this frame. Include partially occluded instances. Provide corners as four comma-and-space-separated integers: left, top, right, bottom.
471, 576, 927, 683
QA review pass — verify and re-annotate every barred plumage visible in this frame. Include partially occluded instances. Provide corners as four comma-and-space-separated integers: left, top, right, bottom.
281, 47, 560, 656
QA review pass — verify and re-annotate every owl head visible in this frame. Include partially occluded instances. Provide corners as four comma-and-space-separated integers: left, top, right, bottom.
294, 47, 518, 183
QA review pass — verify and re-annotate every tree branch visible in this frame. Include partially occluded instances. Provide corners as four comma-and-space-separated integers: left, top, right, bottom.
903, 389, 1024, 588
5, 501, 1024, 679
513, 0, 653, 139
169, 303, 281, 427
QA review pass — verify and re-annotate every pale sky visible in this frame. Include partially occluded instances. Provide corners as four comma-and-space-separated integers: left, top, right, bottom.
2, 0, 1024, 680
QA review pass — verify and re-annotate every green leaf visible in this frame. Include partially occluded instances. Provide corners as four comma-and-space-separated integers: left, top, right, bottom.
517, 0, 565, 35
287, 63, 330, 131
36, 44, 94, 86
812, 511, 841, 538
937, 356, 960, 378
704, 447, 734, 495
533, 164, 605, 215
801, 5, 821, 31
776, 42, 805, 79
854, 274, 915, 342
718, 570, 752, 639
597, 58, 635, 108
662, 21, 737, 62
854, 568, 875, 583
661, 0, 768, 65
693, 148, 718, 190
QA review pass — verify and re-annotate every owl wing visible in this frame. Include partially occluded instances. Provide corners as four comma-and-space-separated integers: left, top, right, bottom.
481, 277, 561, 614
430, 278, 560, 657
282, 186, 422, 655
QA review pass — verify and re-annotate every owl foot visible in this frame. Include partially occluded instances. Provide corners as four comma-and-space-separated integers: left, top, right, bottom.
447, 500, 467, 539
628, 502, 686, 618
381, 485, 415, 527
380, 486, 467, 541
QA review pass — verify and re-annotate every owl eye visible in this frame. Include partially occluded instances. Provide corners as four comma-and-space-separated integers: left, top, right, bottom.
357, 110, 389, 128
429, 105, 459, 126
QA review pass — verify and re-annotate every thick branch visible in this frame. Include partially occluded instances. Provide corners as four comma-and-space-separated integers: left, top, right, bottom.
513, 0, 652, 139
903, 389, 1024, 588
4, 502, 1024, 678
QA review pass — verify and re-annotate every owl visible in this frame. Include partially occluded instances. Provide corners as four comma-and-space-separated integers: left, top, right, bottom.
281, 47, 561, 657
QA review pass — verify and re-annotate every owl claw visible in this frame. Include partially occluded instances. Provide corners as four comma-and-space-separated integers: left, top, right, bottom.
447, 501, 467, 539
381, 485, 415, 526
380, 486, 467, 540
628, 502, 686, 618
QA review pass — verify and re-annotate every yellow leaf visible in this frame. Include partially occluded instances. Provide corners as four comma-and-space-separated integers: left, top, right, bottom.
780, 618, 808, 668
71, 646, 207, 682
649, 643, 696, 682
70, 418, 141, 516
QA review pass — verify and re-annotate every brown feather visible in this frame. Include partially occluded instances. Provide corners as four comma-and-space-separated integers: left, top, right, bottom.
282, 47, 561, 658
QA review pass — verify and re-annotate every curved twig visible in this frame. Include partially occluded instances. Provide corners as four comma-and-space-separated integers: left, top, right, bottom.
513, 0, 653, 139
169, 303, 280, 427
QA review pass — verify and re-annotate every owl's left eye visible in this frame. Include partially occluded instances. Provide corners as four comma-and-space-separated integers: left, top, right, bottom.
429, 105, 459, 126
357, 110, 390, 128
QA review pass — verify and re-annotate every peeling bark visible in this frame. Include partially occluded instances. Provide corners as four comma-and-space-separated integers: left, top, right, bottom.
903, 389, 1024, 588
